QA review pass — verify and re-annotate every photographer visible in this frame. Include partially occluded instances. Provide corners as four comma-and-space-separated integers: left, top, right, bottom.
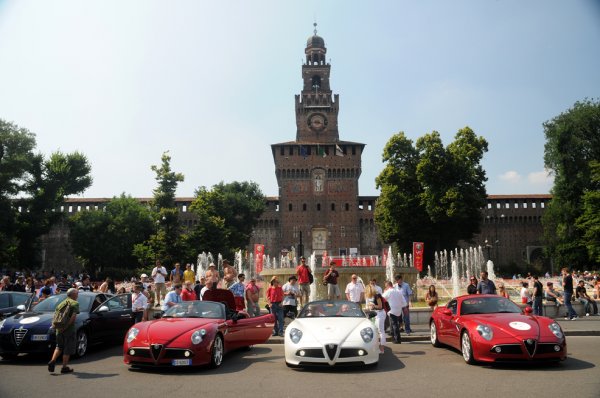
282, 275, 300, 319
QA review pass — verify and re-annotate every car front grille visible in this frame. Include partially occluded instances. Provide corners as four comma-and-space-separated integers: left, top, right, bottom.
13, 328, 27, 347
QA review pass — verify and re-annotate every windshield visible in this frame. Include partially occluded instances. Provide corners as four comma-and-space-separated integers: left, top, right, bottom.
32, 294, 93, 313
298, 301, 365, 318
163, 301, 225, 319
460, 296, 522, 315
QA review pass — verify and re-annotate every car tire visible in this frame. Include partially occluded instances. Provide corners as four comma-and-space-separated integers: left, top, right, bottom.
75, 329, 88, 358
461, 330, 476, 365
430, 321, 442, 347
209, 334, 224, 368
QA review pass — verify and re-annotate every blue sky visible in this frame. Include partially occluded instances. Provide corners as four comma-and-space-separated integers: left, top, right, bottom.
1, 0, 599, 199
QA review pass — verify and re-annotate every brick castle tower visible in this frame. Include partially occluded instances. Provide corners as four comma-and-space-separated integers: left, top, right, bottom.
270, 25, 366, 258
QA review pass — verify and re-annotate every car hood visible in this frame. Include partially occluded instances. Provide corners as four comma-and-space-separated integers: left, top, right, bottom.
139, 318, 222, 344
290, 317, 370, 343
462, 313, 543, 339
1, 311, 53, 331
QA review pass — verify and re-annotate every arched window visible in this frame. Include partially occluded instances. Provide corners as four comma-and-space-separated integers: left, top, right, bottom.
288, 203, 293, 212
345, 203, 350, 211
317, 203, 321, 211
331, 203, 335, 211
312, 75, 321, 90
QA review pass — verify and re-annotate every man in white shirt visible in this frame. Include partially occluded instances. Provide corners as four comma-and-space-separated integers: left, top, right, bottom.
282, 276, 300, 319
132, 284, 148, 323
383, 281, 406, 343
345, 274, 364, 305
152, 260, 167, 307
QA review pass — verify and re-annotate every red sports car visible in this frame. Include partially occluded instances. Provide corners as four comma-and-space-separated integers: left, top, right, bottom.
429, 295, 567, 364
123, 289, 274, 368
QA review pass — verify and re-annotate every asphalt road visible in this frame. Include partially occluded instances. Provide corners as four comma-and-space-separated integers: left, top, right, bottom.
1, 337, 599, 397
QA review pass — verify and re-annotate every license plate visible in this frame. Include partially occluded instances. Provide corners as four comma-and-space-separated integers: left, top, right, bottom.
171, 359, 191, 366
31, 335, 49, 341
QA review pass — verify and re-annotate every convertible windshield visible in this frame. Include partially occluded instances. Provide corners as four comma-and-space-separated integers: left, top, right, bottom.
298, 301, 365, 318
32, 294, 93, 313
163, 301, 225, 319
460, 297, 522, 316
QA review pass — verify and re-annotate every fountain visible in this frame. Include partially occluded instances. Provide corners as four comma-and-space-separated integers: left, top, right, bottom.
487, 260, 496, 281
309, 251, 317, 302
451, 260, 460, 297
385, 245, 394, 283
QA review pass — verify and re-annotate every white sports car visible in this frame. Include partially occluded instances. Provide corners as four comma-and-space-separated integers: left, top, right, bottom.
284, 300, 380, 368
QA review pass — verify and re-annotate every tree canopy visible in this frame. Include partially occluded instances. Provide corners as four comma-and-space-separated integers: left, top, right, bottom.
542, 99, 600, 268
375, 127, 488, 260
69, 194, 154, 273
184, 181, 266, 260
0, 119, 92, 268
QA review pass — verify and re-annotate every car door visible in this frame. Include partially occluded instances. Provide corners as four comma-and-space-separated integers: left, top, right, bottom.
438, 299, 457, 343
94, 294, 134, 341
234, 314, 274, 346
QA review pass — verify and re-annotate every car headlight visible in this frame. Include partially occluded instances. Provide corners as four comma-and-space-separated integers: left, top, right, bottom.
476, 324, 493, 341
191, 329, 206, 344
360, 327, 374, 343
126, 328, 139, 344
0, 319, 5, 331
289, 328, 303, 344
548, 322, 563, 339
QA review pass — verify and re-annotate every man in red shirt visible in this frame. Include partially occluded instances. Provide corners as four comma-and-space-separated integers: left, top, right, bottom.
296, 257, 312, 307
266, 277, 284, 337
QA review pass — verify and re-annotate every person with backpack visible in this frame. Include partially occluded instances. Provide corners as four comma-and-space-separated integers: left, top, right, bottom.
48, 288, 80, 374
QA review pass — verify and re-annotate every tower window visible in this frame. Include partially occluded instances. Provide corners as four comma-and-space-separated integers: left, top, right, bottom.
345, 203, 349, 211
312, 75, 321, 90
352, 146, 356, 155
331, 203, 335, 211
280, 146, 284, 156
288, 203, 293, 212
289, 146, 293, 156
303, 203, 307, 211
317, 203, 321, 211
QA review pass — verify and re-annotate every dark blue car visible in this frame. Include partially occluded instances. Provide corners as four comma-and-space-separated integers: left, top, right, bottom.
0, 292, 134, 360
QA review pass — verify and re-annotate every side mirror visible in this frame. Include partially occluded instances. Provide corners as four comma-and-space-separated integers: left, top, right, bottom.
524, 306, 533, 314
367, 311, 377, 319
442, 309, 453, 316
16, 305, 26, 311
97, 306, 109, 313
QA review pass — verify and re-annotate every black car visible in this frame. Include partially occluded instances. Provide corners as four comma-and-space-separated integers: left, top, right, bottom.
0, 292, 134, 360
0, 292, 35, 320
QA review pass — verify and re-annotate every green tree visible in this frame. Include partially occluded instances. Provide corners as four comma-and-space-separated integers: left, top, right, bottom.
575, 161, 600, 265
0, 120, 92, 268
375, 127, 488, 259
133, 151, 184, 266
542, 99, 600, 268
185, 181, 266, 260
69, 194, 154, 272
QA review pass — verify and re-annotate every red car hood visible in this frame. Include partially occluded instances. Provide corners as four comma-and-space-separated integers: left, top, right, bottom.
142, 318, 222, 344
463, 313, 542, 339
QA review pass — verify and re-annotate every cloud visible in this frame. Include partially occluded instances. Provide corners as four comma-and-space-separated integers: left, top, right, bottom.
499, 171, 521, 183
528, 169, 554, 185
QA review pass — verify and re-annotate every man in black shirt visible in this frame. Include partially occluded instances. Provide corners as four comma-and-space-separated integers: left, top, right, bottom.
576, 280, 598, 316
532, 275, 544, 316
562, 267, 578, 320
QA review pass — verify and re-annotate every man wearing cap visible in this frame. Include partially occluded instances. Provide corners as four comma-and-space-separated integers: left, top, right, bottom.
183, 263, 195, 285
152, 260, 168, 307
296, 257, 312, 307
205, 263, 219, 288
132, 283, 148, 323
245, 277, 260, 317
323, 261, 341, 300
48, 288, 79, 374
282, 275, 300, 318
223, 260, 237, 289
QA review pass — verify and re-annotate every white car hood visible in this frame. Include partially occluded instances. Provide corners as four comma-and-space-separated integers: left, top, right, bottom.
291, 317, 371, 343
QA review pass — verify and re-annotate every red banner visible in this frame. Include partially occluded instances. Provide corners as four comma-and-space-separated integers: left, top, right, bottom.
254, 244, 265, 273
413, 242, 424, 272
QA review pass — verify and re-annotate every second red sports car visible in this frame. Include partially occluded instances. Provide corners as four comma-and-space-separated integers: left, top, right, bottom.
429, 295, 566, 364
123, 289, 274, 368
